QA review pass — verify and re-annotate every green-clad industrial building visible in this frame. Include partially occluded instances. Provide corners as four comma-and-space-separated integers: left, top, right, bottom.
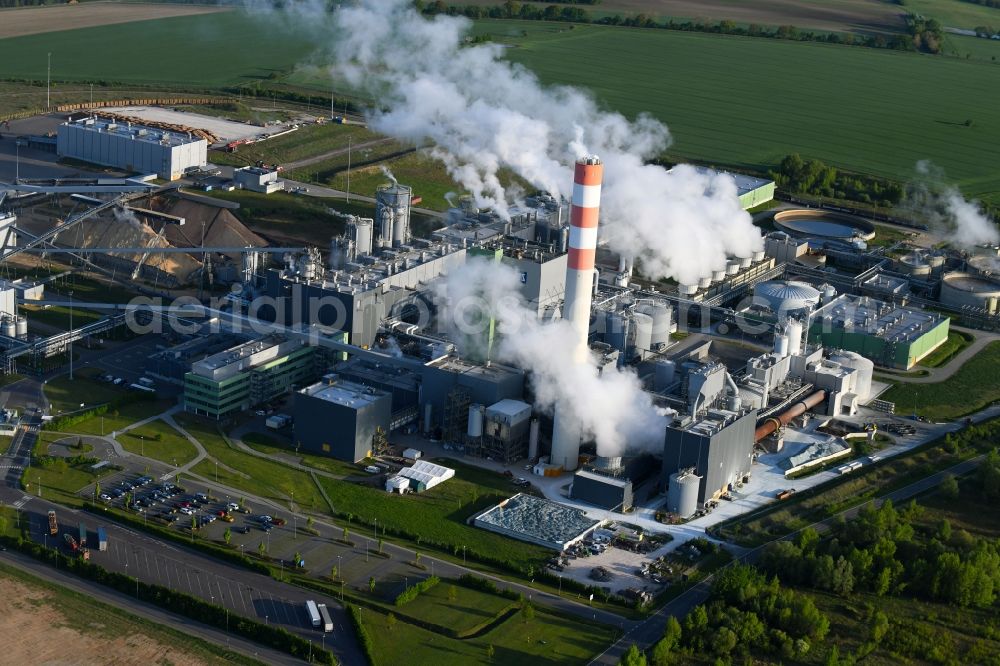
808, 294, 950, 370
184, 335, 322, 419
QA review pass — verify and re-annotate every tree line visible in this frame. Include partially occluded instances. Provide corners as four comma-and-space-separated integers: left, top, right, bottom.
769, 154, 905, 207
422, 2, 945, 54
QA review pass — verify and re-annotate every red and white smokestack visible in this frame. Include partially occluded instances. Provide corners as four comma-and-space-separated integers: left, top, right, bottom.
551, 156, 603, 471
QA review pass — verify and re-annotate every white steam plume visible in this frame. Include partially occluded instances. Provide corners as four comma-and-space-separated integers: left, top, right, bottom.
435, 258, 668, 456
266, 0, 761, 285
906, 161, 999, 249
379, 165, 398, 186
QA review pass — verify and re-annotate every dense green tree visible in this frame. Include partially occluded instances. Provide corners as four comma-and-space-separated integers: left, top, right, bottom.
620, 644, 646, 666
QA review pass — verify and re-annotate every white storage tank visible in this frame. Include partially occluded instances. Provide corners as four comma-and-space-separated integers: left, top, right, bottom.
348, 217, 374, 257
773, 334, 789, 358
605, 311, 628, 352
648, 304, 672, 347
15, 316, 27, 339
467, 404, 484, 438
667, 470, 701, 519
632, 312, 653, 353
828, 350, 874, 401
2, 317, 15, 338
820, 283, 837, 304
785, 319, 804, 356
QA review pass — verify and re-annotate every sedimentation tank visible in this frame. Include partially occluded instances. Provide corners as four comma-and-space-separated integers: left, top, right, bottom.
940, 271, 1000, 314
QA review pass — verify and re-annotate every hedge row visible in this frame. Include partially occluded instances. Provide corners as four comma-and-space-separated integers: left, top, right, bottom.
81, 502, 271, 576
347, 605, 378, 666
393, 575, 439, 606
2, 535, 335, 664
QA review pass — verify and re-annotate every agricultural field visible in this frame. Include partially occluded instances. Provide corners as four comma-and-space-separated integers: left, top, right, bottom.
882, 341, 1000, 420
489, 21, 1000, 204
905, 0, 1000, 30
461, 0, 907, 33
0, 3, 230, 40
0, 560, 253, 665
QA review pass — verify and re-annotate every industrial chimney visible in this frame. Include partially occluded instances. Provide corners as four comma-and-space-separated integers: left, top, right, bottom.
550, 155, 603, 471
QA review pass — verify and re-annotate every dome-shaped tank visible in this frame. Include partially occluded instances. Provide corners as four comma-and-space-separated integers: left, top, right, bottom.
632, 312, 653, 353
667, 470, 701, 519
941, 272, 1000, 314
467, 404, 484, 438
828, 350, 874, 401
754, 281, 821, 315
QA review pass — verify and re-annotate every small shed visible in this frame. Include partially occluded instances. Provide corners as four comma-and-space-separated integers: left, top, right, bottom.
385, 476, 410, 494
402, 448, 422, 461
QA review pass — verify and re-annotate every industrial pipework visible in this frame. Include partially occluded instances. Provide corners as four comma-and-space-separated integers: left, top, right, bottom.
753, 390, 825, 443
550, 156, 603, 471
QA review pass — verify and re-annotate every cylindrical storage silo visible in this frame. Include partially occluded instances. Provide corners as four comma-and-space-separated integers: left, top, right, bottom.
467, 404, 484, 438
828, 351, 874, 401
773, 334, 789, 358
528, 418, 540, 461
649, 304, 671, 347
667, 470, 701, 519
632, 312, 653, 353
558, 226, 569, 254
820, 283, 837, 304
15, 316, 27, 339
376, 183, 412, 248
605, 311, 628, 352
655, 360, 676, 390
785, 319, 803, 357
348, 217, 374, 257
2, 317, 15, 338
423, 403, 433, 434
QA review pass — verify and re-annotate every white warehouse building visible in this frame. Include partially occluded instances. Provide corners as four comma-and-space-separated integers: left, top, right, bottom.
57, 117, 207, 181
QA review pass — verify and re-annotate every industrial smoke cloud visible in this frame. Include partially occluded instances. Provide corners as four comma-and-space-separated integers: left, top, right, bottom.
436, 259, 668, 456
293, 0, 762, 285
906, 161, 999, 248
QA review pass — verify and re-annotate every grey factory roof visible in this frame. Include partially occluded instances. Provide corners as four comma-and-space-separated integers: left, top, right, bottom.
685, 166, 773, 196
812, 294, 947, 343
575, 469, 630, 489
300, 378, 388, 408
474, 493, 600, 551
62, 117, 205, 147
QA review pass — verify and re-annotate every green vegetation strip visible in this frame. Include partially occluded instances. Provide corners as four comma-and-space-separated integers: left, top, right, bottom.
117, 419, 199, 466
881, 340, 1000, 420
918, 329, 974, 368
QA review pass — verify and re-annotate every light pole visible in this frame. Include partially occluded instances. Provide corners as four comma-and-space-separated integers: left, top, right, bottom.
68, 290, 73, 380
14, 142, 19, 183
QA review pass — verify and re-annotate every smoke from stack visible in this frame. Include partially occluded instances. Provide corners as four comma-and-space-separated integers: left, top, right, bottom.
904, 161, 999, 249
259, 0, 763, 285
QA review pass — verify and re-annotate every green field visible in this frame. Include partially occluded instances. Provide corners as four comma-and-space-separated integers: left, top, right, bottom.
211, 122, 378, 168
882, 341, 1000, 420
68, 399, 174, 437
118, 419, 198, 466
906, 0, 1000, 31
3, 14, 1000, 202
43, 370, 126, 414
489, 21, 1000, 203
241, 432, 368, 478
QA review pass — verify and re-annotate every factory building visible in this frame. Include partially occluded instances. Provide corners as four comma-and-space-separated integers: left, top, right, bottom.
679, 167, 775, 211
662, 408, 757, 505
234, 166, 283, 194
57, 117, 207, 181
763, 231, 809, 265
466, 399, 533, 464
808, 294, 949, 369
571, 470, 633, 512
421, 355, 525, 442
293, 376, 392, 462
183, 335, 319, 418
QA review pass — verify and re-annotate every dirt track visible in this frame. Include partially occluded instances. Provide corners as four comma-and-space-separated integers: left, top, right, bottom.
0, 3, 230, 40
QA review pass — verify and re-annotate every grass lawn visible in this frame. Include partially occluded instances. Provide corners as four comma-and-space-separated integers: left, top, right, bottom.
913, 476, 1000, 540
211, 122, 378, 168
118, 419, 198, 467
43, 369, 126, 414
176, 414, 327, 512
354, 602, 614, 666
919, 330, 974, 368
68, 399, 174, 437
395, 579, 515, 635
22, 458, 115, 507
882, 341, 1000, 420
905, 0, 1000, 31
315, 458, 551, 571
0, 560, 257, 665
23, 304, 104, 331
241, 432, 362, 478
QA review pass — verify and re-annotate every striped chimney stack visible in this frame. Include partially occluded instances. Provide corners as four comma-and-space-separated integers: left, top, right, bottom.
550, 155, 603, 471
